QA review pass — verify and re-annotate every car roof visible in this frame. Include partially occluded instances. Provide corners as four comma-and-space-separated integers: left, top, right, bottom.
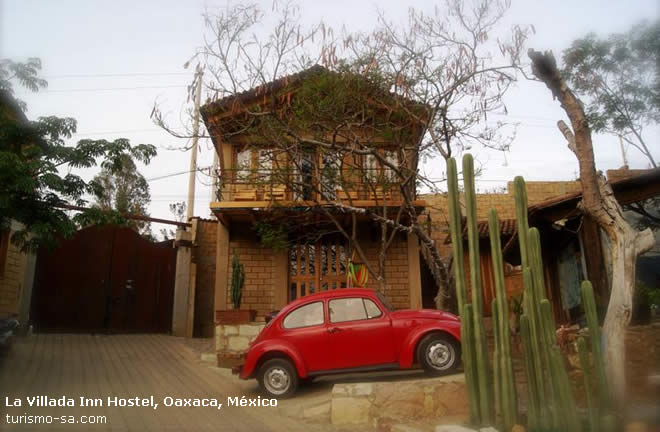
280, 288, 378, 312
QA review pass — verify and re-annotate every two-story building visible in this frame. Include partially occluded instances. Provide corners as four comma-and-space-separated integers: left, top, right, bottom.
201, 66, 428, 323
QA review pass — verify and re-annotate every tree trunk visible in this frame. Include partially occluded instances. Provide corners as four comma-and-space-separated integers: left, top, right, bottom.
529, 49, 655, 405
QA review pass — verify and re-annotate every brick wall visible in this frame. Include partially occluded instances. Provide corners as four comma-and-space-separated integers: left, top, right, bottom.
361, 234, 411, 309
226, 229, 275, 319
193, 219, 218, 337
0, 230, 26, 317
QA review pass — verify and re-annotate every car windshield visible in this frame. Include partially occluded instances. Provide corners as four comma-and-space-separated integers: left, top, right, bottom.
376, 292, 393, 312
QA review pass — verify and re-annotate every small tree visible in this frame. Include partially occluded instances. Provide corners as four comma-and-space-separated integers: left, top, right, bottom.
91, 154, 152, 236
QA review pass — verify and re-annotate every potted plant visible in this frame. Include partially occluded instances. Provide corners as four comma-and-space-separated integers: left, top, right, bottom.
215, 254, 256, 324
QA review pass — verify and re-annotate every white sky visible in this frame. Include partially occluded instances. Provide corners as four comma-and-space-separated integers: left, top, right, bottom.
1, 0, 659, 235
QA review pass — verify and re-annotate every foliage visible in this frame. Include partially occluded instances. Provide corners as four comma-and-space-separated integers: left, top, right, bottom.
0, 58, 156, 251
90, 153, 152, 236
159, 201, 186, 240
637, 280, 660, 308
561, 20, 659, 167
253, 222, 289, 251
231, 253, 245, 309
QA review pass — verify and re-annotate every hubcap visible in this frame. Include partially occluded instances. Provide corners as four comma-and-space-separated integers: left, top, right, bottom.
427, 341, 454, 370
264, 367, 290, 395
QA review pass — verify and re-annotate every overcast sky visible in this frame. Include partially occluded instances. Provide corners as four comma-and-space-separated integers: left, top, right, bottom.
1, 0, 658, 235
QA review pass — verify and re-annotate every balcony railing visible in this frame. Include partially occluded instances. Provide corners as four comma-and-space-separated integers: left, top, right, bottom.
216, 168, 405, 203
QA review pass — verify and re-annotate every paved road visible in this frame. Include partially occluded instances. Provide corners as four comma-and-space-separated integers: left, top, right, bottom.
0, 334, 333, 432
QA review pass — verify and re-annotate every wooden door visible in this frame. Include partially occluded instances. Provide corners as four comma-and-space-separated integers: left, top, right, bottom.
288, 238, 348, 301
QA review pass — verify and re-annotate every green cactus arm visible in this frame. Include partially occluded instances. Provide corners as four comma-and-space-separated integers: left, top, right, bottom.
581, 280, 610, 412
520, 315, 539, 431
577, 336, 597, 432
447, 157, 467, 316
462, 303, 481, 425
463, 155, 492, 424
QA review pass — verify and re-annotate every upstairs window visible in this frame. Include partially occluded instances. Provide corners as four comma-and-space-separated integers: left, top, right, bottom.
236, 147, 252, 181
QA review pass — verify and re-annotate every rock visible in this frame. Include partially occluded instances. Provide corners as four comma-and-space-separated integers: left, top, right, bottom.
238, 324, 262, 337
303, 400, 331, 421
331, 397, 371, 425
391, 424, 426, 432
223, 325, 238, 336
352, 383, 373, 396
435, 425, 478, 432
226, 335, 249, 351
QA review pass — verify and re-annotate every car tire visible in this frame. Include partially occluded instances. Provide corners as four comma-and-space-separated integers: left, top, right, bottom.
257, 358, 298, 398
417, 333, 460, 376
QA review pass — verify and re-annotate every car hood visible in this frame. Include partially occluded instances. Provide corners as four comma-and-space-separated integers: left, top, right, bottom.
390, 309, 459, 322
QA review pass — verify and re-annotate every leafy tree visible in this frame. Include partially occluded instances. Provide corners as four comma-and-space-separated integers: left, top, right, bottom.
562, 20, 660, 231
90, 154, 153, 236
562, 20, 659, 167
0, 58, 156, 251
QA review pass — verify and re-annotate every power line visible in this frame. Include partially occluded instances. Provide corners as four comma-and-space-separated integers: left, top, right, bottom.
15, 84, 187, 94
146, 165, 212, 182
43, 72, 191, 79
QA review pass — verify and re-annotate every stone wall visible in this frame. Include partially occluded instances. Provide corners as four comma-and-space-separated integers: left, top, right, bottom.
330, 375, 468, 429
216, 322, 265, 358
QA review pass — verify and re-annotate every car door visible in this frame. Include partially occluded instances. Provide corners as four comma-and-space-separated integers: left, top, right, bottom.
327, 296, 395, 370
279, 300, 331, 373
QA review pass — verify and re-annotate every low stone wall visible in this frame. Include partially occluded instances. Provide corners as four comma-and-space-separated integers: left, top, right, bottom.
330, 374, 468, 429
215, 323, 264, 361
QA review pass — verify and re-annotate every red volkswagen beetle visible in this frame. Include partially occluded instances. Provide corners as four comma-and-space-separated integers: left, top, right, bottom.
234, 288, 461, 398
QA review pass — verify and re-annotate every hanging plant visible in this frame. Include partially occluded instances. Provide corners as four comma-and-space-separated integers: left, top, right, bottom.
347, 259, 368, 287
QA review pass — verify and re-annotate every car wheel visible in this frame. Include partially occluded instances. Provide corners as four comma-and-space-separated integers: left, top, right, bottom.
418, 333, 460, 376
257, 358, 298, 398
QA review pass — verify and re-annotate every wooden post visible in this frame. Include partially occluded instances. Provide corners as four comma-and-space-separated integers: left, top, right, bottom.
214, 220, 230, 315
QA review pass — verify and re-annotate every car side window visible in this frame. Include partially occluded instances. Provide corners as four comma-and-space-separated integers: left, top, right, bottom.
364, 298, 382, 319
282, 302, 324, 329
329, 297, 382, 323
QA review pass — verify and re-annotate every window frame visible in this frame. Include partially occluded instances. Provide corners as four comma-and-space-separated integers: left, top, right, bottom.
281, 301, 326, 330
328, 297, 384, 324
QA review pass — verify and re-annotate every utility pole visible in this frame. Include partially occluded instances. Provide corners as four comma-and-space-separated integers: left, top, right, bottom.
186, 64, 203, 222
618, 135, 629, 169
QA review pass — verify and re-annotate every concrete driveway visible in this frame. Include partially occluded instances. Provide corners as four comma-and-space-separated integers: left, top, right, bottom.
0, 334, 335, 432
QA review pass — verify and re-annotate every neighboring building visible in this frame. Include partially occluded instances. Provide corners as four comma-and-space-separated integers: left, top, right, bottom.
422, 169, 660, 323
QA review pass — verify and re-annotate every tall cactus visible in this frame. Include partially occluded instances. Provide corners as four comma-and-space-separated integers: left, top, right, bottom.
463, 155, 492, 424
231, 253, 245, 309
446, 157, 480, 423
447, 155, 613, 431
488, 208, 517, 430
581, 281, 614, 431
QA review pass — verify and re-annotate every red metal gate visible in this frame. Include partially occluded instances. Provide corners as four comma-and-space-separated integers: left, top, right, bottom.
32, 225, 175, 333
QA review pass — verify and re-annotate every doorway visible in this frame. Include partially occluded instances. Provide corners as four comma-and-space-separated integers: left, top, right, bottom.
288, 237, 348, 301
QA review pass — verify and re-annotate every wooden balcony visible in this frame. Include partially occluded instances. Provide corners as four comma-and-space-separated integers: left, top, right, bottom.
210, 169, 425, 223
